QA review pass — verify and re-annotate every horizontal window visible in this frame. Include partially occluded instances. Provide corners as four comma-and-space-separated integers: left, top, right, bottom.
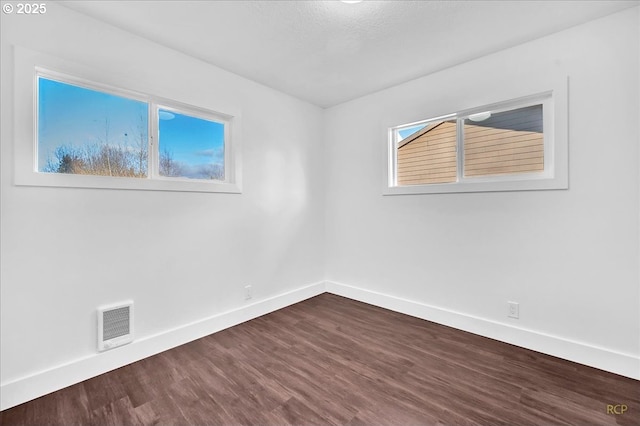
14, 61, 241, 193
386, 91, 567, 194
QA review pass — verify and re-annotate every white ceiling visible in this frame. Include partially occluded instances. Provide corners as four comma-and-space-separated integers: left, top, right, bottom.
61, 0, 638, 108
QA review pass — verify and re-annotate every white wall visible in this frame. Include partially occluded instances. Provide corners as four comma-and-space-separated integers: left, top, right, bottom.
0, 2, 325, 408
325, 8, 639, 377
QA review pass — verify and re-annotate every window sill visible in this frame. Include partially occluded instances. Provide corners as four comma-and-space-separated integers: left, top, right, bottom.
15, 171, 242, 194
383, 174, 568, 195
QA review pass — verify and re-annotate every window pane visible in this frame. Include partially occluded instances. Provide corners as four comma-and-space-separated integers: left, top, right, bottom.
396, 120, 457, 185
463, 105, 543, 177
38, 77, 148, 177
158, 109, 225, 180
397, 123, 427, 140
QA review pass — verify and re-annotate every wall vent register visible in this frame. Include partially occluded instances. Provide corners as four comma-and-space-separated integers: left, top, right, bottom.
97, 302, 134, 351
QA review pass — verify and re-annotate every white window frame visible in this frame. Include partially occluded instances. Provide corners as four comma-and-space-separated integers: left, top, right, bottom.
384, 86, 568, 195
14, 48, 242, 194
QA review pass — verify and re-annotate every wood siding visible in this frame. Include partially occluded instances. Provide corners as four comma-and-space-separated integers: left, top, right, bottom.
464, 109, 543, 177
397, 121, 457, 185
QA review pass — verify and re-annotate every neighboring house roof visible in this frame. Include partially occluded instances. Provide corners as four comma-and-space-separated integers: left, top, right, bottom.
397, 121, 445, 149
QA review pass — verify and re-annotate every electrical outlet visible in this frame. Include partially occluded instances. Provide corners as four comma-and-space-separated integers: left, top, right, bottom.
508, 301, 519, 319
244, 285, 252, 300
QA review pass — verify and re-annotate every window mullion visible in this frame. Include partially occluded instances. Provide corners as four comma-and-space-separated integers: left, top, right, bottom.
149, 104, 159, 179
390, 129, 398, 187
456, 118, 464, 183
224, 120, 231, 183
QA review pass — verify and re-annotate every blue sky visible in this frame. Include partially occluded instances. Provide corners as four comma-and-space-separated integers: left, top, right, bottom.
38, 77, 224, 178
398, 123, 426, 140
158, 109, 225, 170
38, 77, 148, 170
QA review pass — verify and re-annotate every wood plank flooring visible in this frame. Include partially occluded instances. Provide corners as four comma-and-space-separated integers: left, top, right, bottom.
2, 293, 639, 425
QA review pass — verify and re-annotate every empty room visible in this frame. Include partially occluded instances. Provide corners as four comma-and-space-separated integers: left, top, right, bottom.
1, 1, 639, 424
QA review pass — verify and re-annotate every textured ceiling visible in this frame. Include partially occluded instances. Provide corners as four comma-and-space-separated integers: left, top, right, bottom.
61, 0, 638, 108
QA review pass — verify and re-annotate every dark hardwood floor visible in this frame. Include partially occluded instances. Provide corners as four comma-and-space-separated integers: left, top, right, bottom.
2, 293, 639, 425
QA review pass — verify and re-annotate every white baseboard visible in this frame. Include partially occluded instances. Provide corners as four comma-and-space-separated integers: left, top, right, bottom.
3, 280, 637, 411
325, 281, 640, 381
0, 282, 325, 411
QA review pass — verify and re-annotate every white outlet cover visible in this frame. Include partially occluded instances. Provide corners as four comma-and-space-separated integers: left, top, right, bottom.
508, 301, 519, 319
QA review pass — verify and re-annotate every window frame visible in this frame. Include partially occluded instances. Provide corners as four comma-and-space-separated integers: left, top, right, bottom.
384, 88, 568, 195
14, 51, 241, 194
